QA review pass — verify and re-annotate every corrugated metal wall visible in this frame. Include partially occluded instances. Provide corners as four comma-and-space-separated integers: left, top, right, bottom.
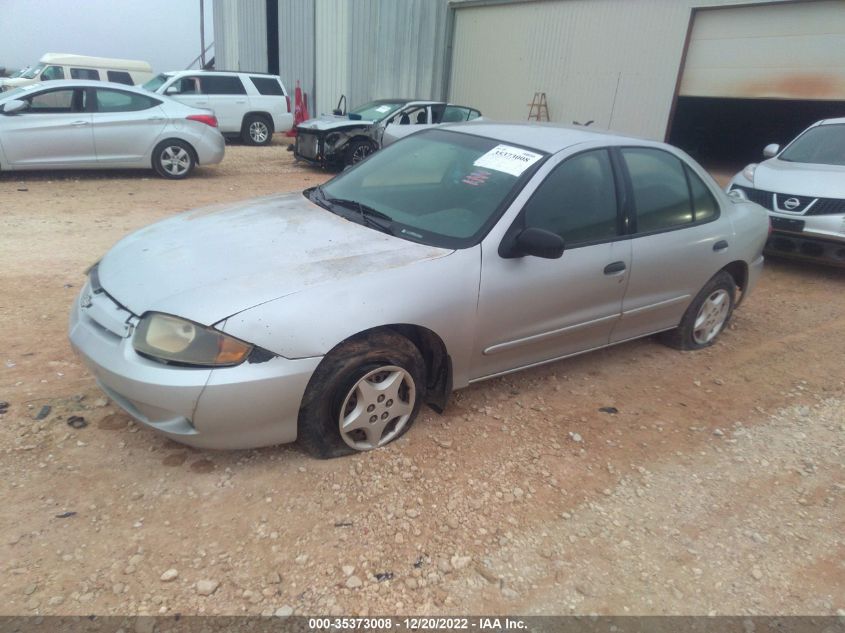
279, 0, 315, 111
446, 0, 822, 140
315, 0, 349, 116
213, 0, 267, 72
345, 0, 450, 109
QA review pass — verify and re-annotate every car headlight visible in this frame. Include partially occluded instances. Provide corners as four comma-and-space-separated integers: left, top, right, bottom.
133, 313, 252, 367
742, 163, 757, 183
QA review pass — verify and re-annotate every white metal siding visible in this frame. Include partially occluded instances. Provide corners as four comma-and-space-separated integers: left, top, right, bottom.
279, 0, 316, 111
681, 0, 845, 100
213, 0, 267, 72
315, 0, 349, 116
449, 0, 693, 140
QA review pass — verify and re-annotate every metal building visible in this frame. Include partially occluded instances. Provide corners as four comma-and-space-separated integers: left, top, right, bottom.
214, 0, 845, 164
213, 0, 450, 117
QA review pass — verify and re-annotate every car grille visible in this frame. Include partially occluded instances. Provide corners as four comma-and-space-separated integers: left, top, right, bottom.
730, 185, 845, 216
296, 132, 320, 160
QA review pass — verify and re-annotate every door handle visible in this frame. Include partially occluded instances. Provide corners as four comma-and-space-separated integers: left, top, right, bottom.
603, 261, 626, 275
235, 100, 246, 104
713, 240, 729, 252
71, 120, 89, 126
147, 116, 165, 121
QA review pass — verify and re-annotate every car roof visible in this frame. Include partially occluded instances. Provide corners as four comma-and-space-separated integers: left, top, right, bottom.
440, 121, 644, 153
163, 70, 280, 78
0, 79, 155, 95
819, 117, 845, 126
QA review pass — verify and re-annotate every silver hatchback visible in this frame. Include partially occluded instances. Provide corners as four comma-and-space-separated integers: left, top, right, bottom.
69, 124, 769, 456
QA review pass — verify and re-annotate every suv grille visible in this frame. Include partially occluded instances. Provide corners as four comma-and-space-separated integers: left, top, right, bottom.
730, 185, 845, 216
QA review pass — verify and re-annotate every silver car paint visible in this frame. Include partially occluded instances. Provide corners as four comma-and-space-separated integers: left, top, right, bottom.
0, 80, 224, 172
70, 123, 769, 449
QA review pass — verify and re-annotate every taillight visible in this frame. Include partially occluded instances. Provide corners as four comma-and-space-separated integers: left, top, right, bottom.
186, 114, 218, 128
285, 95, 291, 113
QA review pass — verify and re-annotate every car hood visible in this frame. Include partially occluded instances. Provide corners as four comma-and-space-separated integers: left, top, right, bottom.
753, 159, 845, 198
0, 78, 30, 89
97, 192, 451, 325
297, 114, 375, 132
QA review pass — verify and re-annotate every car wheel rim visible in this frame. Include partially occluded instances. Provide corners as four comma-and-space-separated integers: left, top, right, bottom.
351, 144, 372, 163
160, 146, 190, 176
250, 121, 269, 143
338, 365, 415, 451
693, 289, 730, 345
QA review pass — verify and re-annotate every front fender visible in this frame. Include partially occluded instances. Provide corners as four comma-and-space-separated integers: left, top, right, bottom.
219, 247, 482, 388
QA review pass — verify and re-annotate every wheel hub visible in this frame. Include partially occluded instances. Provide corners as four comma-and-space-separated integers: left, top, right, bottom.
338, 365, 415, 450
693, 289, 730, 345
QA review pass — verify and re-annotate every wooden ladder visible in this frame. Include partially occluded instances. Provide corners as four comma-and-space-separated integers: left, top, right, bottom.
527, 92, 550, 121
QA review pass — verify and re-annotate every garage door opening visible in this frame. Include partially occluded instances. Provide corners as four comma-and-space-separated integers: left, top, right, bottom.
668, 96, 845, 176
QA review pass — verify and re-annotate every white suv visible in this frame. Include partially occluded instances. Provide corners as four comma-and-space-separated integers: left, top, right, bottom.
143, 71, 293, 145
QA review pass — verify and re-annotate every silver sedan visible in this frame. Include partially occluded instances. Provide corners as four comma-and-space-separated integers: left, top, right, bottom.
728, 117, 845, 266
69, 123, 769, 456
0, 80, 224, 179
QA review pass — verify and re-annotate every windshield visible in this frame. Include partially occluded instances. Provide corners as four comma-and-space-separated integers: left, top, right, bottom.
21, 63, 45, 79
9, 67, 28, 78
349, 100, 406, 122
142, 73, 171, 92
779, 124, 845, 167
316, 129, 547, 248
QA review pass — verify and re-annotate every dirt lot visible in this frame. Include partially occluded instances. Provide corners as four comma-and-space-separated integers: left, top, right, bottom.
1, 140, 843, 617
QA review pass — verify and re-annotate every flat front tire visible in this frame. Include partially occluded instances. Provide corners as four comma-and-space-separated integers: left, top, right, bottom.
152, 140, 195, 179
661, 270, 736, 350
297, 331, 426, 458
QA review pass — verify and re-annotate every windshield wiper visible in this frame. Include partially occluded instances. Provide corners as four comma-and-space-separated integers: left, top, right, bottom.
317, 189, 395, 235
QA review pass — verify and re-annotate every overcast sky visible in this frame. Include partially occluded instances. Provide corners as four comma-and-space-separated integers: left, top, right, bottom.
0, 0, 215, 72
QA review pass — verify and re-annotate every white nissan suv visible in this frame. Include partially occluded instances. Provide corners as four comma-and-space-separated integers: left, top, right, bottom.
143, 71, 293, 145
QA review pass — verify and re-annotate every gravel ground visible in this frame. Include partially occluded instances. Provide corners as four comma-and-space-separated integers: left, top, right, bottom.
0, 139, 843, 617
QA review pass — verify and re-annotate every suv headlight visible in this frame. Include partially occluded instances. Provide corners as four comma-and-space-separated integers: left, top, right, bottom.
133, 313, 252, 367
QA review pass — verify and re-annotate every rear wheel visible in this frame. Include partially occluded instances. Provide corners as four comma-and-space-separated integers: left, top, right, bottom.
242, 115, 273, 145
661, 271, 736, 350
298, 331, 426, 458
152, 140, 195, 179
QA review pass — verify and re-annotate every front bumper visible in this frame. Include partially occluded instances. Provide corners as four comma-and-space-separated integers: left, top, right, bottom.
728, 182, 845, 265
68, 283, 321, 449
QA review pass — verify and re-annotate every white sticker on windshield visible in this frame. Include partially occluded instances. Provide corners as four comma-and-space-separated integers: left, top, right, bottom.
375, 105, 392, 113
473, 144, 542, 177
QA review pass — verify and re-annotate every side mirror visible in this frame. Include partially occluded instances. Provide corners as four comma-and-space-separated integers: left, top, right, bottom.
1, 99, 27, 114
165, 86, 178, 95
763, 143, 780, 159
512, 227, 565, 259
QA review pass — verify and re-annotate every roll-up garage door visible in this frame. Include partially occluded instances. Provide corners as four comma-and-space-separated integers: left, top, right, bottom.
680, 0, 845, 101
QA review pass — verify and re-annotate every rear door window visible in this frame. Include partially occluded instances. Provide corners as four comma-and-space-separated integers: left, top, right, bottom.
249, 76, 284, 96
200, 75, 246, 95
107, 70, 133, 85
71, 68, 100, 80
95, 89, 160, 112
621, 148, 693, 233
